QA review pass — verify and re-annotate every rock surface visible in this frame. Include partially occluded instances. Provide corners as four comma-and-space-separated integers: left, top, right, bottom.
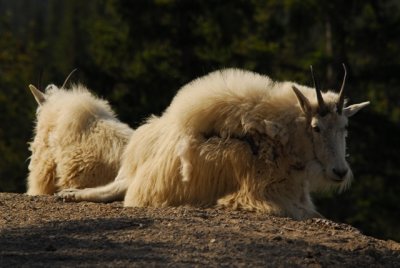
0, 193, 399, 267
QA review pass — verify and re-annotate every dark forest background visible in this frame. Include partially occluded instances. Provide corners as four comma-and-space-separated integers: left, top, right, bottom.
0, 0, 399, 241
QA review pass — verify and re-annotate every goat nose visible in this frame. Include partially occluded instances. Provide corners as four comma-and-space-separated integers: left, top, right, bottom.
332, 168, 348, 179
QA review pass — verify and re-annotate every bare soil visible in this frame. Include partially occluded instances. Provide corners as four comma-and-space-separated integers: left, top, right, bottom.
0, 193, 399, 267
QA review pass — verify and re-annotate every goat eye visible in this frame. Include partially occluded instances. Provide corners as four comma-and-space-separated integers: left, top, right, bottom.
312, 126, 320, 133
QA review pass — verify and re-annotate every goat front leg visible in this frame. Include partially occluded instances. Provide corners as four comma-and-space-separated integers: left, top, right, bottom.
57, 177, 129, 203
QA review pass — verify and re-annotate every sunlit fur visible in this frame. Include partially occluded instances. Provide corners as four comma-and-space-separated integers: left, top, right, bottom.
27, 84, 133, 195
58, 69, 368, 219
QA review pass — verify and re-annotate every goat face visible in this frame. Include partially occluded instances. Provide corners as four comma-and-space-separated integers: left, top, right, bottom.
310, 112, 351, 184
292, 65, 369, 188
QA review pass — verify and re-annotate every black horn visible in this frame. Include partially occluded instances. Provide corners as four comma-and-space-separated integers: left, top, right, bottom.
336, 63, 347, 114
310, 65, 328, 116
62, 68, 78, 89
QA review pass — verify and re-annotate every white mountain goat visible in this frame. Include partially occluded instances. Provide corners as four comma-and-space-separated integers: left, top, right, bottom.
58, 67, 369, 219
27, 83, 133, 195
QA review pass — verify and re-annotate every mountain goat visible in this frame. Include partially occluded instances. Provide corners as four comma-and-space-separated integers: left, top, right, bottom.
27, 83, 133, 195
58, 67, 369, 219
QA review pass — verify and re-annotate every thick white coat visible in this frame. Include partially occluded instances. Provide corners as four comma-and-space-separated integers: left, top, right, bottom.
58, 69, 369, 219
27, 84, 133, 195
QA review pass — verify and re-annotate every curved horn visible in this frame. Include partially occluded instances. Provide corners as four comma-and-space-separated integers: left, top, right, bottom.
61, 68, 78, 88
310, 65, 328, 116
336, 63, 347, 114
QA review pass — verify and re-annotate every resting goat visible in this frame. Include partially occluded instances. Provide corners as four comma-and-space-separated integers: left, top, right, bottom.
27, 83, 133, 195
58, 67, 369, 219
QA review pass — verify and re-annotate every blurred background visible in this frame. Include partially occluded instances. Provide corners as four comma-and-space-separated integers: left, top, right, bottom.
0, 0, 399, 241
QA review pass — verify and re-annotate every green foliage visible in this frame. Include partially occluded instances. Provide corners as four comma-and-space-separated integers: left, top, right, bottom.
0, 0, 399, 241
0, 11, 40, 192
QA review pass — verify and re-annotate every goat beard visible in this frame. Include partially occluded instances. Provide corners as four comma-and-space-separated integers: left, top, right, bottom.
304, 159, 352, 193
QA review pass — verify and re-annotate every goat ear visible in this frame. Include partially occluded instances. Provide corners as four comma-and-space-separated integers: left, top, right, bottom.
292, 86, 312, 118
28, 84, 46, 105
343, 101, 370, 117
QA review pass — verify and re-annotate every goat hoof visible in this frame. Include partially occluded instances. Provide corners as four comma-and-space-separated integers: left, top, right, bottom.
56, 189, 80, 202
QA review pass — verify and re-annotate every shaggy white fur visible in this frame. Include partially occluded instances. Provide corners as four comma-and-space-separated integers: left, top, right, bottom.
58, 69, 369, 219
27, 84, 133, 195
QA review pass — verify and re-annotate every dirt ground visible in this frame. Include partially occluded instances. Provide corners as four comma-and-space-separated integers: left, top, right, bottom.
0, 193, 399, 267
